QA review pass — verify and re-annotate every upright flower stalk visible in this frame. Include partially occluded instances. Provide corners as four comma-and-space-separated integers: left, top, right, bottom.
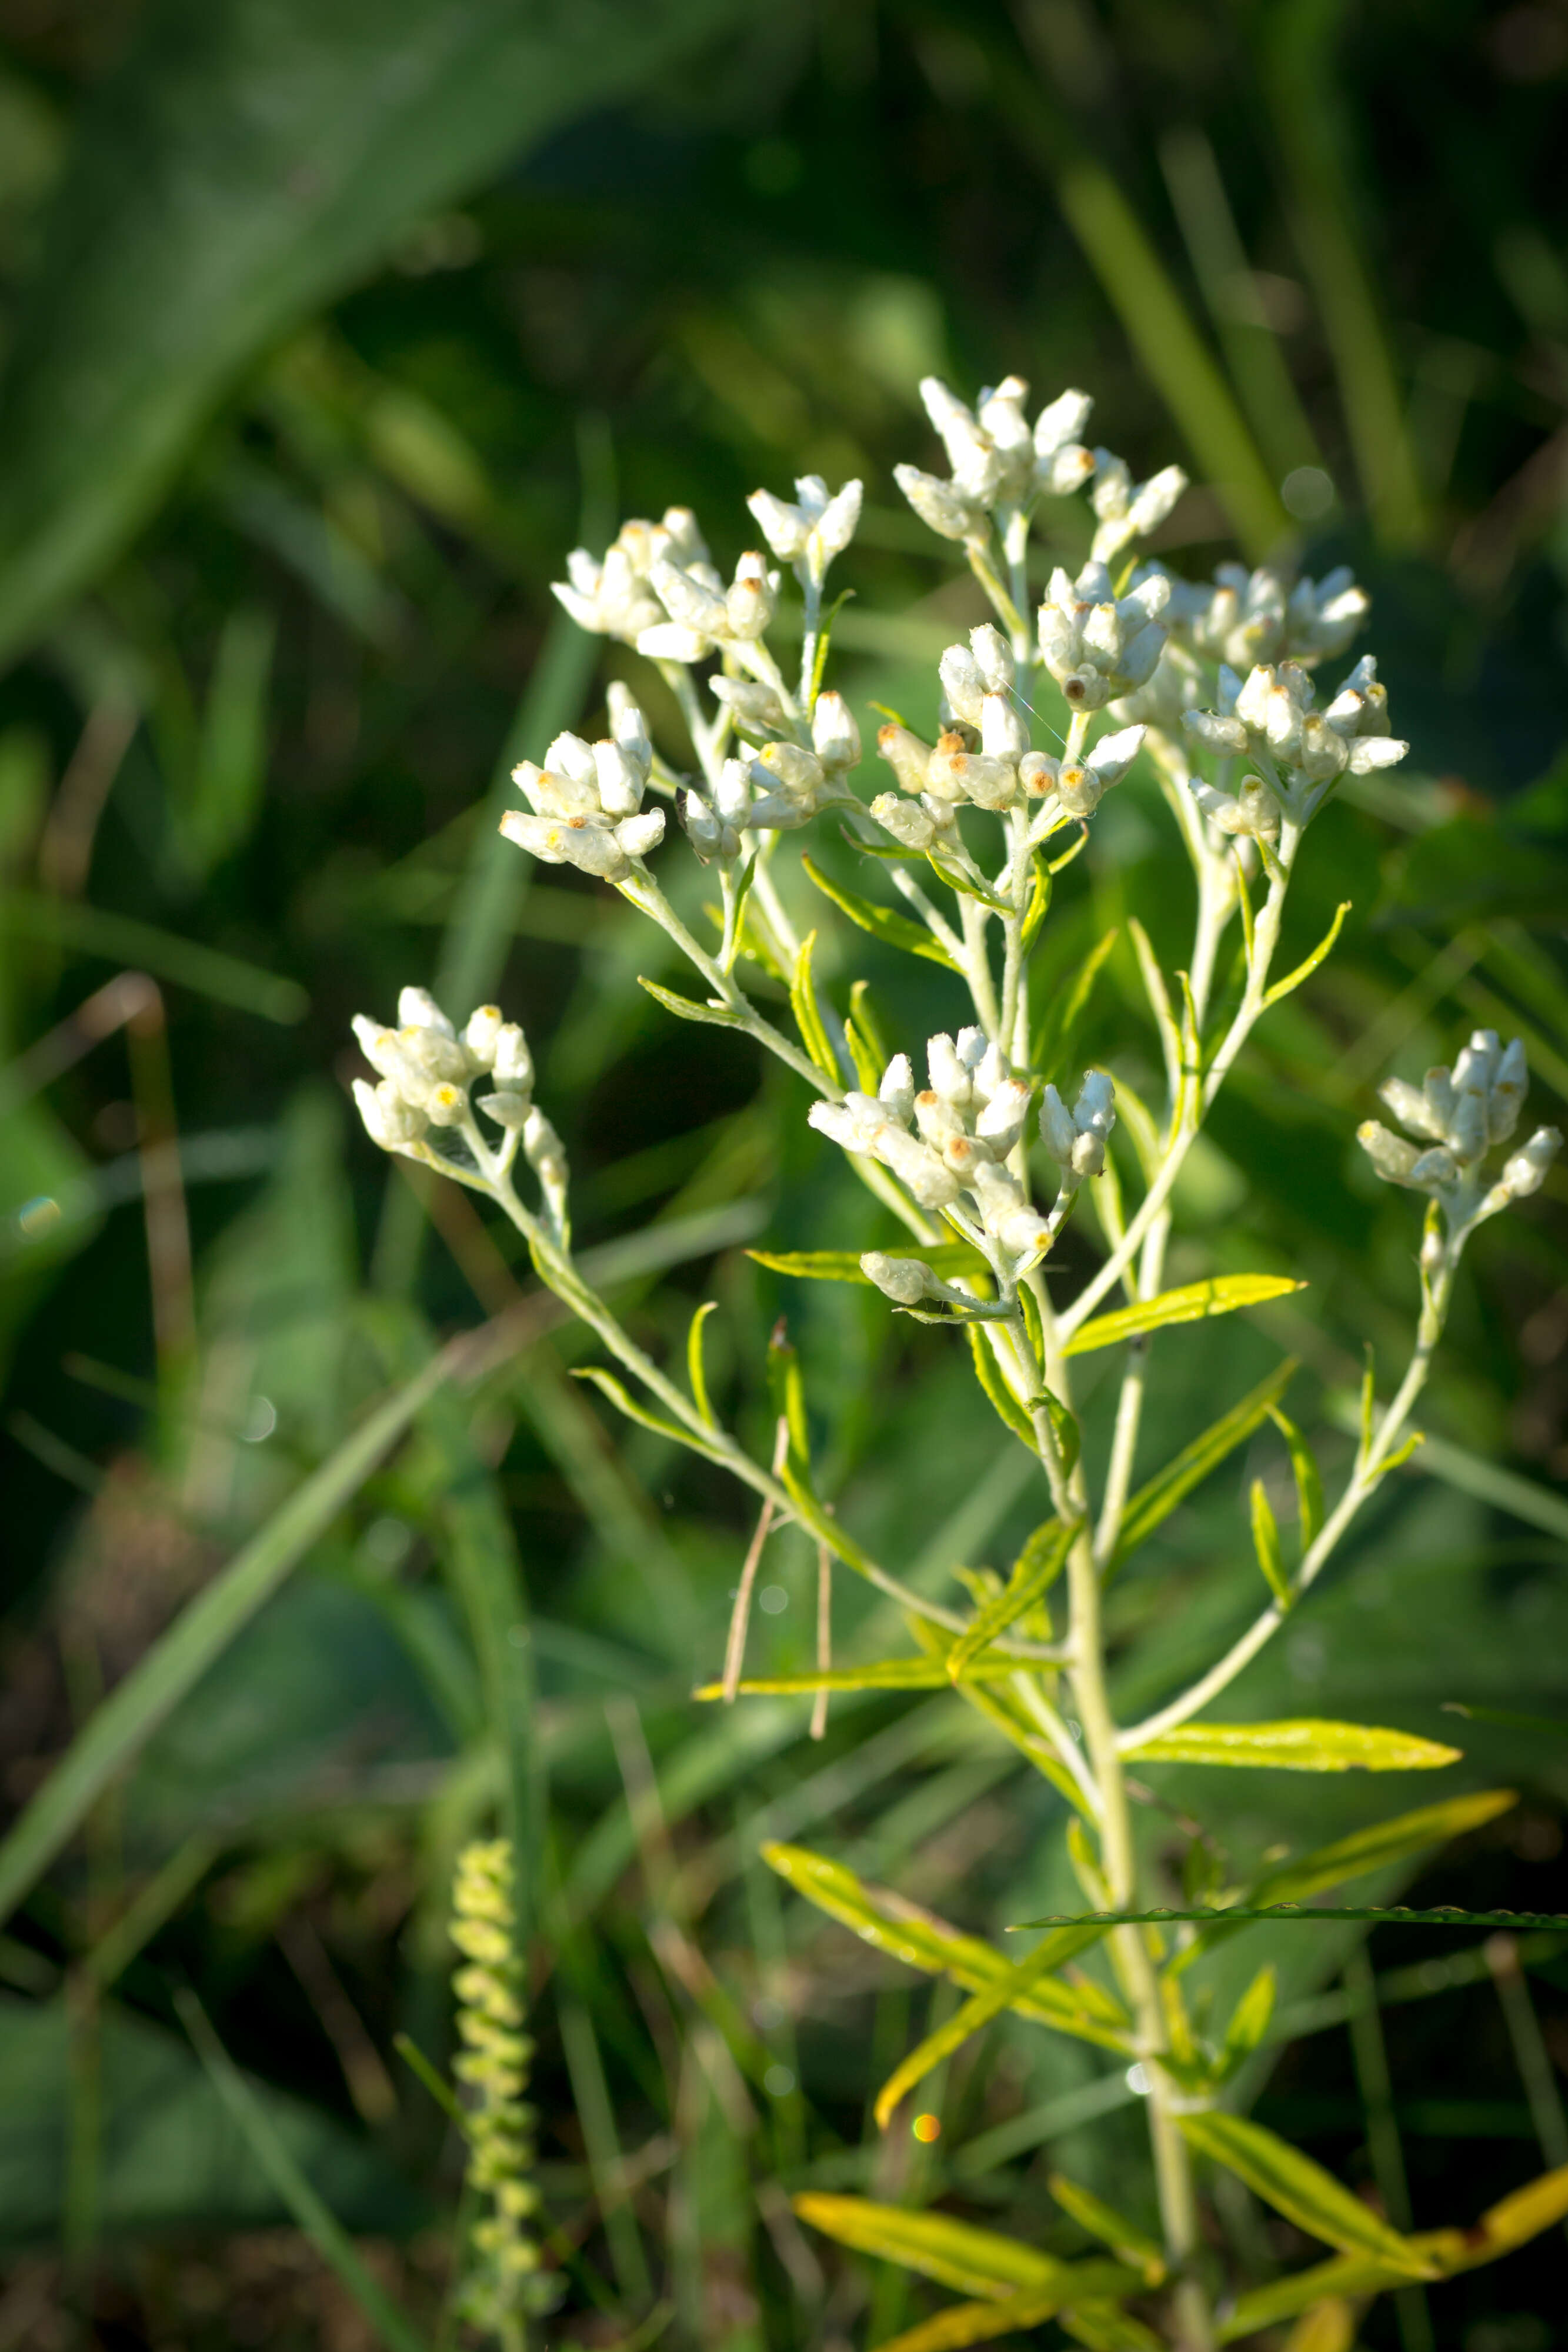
348, 369, 1562, 2347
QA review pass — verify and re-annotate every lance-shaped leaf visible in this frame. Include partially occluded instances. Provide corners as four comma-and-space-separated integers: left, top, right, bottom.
969, 1325, 1036, 1448
946, 1517, 1078, 1679
875, 2289, 1104, 2352
572, 1366, 727, 1466
790, 929, 840, 1077
802, 854, 962, 969
638, 975, 748, 1031
1213, 1964, 1276, 2082
1218, 2163, 1568, 2337
1109, 1359, 1297, 1567
791, 2194, 1140, 2303
1177, 2111, 1435, 2275
1125, 1718, 1462, 1772
694, 1652, 1032, 1699
873, 1921, 1109, 2128
748, 1240, 987, 1285
1047, 2175, 1165, 2285
1267, 1403, 1323, 1549
1263, 900, 1352, 1007
1064, 1275, 1305, 1357
1250, 1480, 1293, 1607
764, 1844, 1130, 2050
1252, 1788, 1516, 1906
1058, 2308, 1163, 2352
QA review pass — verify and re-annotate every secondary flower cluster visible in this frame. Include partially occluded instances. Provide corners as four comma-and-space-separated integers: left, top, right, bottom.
500, 687, 663, 881
350, 991, 568, 1218
1182, 655, 1408, 839
1360, 1030, 1560, 1226
810, 1029, 1057, 1262
893, 376, 1096, 539
872, 620, 1143, 847
1037, 562, 1170, 710
679, 691, 861, 858
1161, 562, 1369, 672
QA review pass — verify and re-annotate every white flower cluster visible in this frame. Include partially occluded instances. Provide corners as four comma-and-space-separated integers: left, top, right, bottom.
551, 506, 790, 665
1182, 655, 1408, 839
1160, 562, 1369, 672
870, 620, 1143, 849
809, 1029, 1051, 1259
351, 990, 570, 1227
679, 692, 861, 859
894, 377, 1095, 540
1359, 1030, 1561, 1224
1037, 563, 1170, 712
1039, 1071, 1117, 1188
746, 474, 862, 586
1087, 453, 1189, 566
500, 687, 662, 882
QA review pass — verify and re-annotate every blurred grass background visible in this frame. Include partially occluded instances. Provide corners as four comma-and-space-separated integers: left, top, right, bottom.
0, 1, 1566, 2347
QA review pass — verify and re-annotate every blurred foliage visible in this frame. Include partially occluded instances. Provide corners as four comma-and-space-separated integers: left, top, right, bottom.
0, 1, 1566, 2348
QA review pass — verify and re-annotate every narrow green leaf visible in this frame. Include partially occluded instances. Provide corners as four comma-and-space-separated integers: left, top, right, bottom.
1219, 2164, 1568, 2337
764, 1845, 1130, 2050
1263, 900, 1352, 1007
638, 975, 748, 1032
1047, 2174, 1165, 2284
1267, 1403, 1324, 1549
686, 1299, 719, 1429
948, 1519, 1077, 1679
790, 929, 840, 1078
1110, 1359, 1297, 1567
694, 1653, 1029, 1699
1177, 2111, 1434, 2275
926, 854, 1013, 911
848, 978, 890, 1070
0, 1347, 450, 1932
748, 1242, 989, 1286
802, 852, 960, 968
1127, 917, 1180, 1098
766, 1323, 810, 1470
1250, 1789, 1517, 1909
1065, 1275, 1305, 1357
1020, 855, 1052, 953
792, 2193, 1137, 2303
1033, 1384, 1082, 1475
1057, 2305, 1163, 2352
1126, 1718, 1462, 1771
573, 1366, 725, 1464
1035, 925, 1118, 1075
1358, 1345, 1376, 1466
1017, 1275, 1046, 1376
1250, 1479, 1293, 1609
1215, 1965, 1276, 2081
874, 1923, 1110, 2129
1380, 1429, 1426, 1473
844, 1010, 883, 1093
393, 2031, 465, 2129
177, 1994, 432, 2352
875, 2289, 1097, 2352
968, 1326, 1036, 1448
809, 586, 856, 703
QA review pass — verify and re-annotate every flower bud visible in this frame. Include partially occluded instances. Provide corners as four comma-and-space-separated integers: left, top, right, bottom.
593, 738, 645, 816
870, 792, 936, 849
927, 1032, 973, 1108
812, 690, 861, 771
894, 463, 985, 542
860, 1252, 935, 1306
463, 1005, 504, 1070
478, 1090, 532, 1130
1502, 1126, 1562, 1200
614, 809, 665, 860
399, 986, 455, 1037
879, 1054, 915, 1122
492, 1024, 533, 1090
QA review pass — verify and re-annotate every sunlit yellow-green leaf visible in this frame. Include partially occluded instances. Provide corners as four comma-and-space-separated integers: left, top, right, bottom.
873, 1923, 1108, 2128
1065, 1275, 1305, 1356
946, 1517, 1077, 1679
1248, 1789, 1516, 1907
875, 2290, 1085, 2352
763, 1844, 1130, 2051
791, 2194, 1139, 2304
1178, 2111, 1435, 2276
1110, 1360, 1297, 1567
1126, 1719, 1462, 1771
1047, 2174, 1165, 2284
695, 1652, 1029, 1699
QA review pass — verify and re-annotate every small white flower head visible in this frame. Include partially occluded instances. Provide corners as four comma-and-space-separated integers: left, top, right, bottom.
1089, 452, 1189, 563
860, 1251, 939, 1306
1360, 1030, 1560, 1230
710, 674, 791, 742
1039, 1069, 1117, 1186
636, 547, 780, 663
1037, 562, 1169, 712
809, 1033, 1051, 1265
748, 475, 863, 583
811, 689, 861, 773
503, 702, 662, 882
894, 462, 987, 543
1182, 653, 1407, 826
551, 508, 710, 642
351, 995, 538, 1169
675, 785, 739, 866
1019, 725, 1145, 820
1164, 561, 1370, 672
1033, 387, 1096, 498
747, 739, 829, 831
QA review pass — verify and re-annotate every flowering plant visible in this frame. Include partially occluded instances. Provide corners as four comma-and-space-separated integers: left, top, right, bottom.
351, 372, 1564, 2349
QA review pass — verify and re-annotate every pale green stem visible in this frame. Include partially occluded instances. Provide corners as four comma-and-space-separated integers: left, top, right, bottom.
617, 867, 830, 1097
966, 534, 1028, 646
1001, 506, 1035, 669
798, 571, 823, 713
